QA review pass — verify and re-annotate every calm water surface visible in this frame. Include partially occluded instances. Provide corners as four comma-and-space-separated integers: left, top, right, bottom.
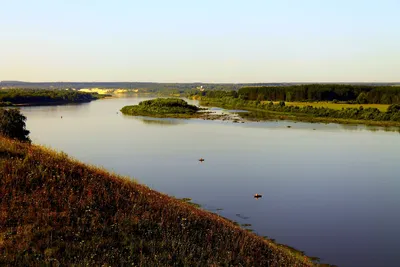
20, 96, 400, 267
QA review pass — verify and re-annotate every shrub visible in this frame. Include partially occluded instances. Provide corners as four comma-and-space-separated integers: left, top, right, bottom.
0, 108, 30, 142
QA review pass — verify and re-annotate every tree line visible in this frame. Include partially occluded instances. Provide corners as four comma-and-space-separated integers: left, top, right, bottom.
236, 84, 400, 104
0, 89, 102, 105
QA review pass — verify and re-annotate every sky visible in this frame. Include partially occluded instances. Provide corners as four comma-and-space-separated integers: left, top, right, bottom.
0, 0, 399, 83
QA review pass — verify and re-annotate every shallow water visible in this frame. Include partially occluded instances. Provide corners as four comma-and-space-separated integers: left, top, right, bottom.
20, 95, 400, 267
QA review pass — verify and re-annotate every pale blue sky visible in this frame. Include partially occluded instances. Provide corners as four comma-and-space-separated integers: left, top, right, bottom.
1, 0, 399, 82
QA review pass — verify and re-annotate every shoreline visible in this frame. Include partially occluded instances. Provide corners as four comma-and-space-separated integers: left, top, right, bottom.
242, 110, 400, 127
121, 106, 400, 128
1, 96, 111, 107
11, 100, 94, 107
120, 110, 246, 122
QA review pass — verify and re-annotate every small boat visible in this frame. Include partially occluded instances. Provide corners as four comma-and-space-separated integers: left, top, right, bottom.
198, 158, 205, 162
254, 194, 262, 198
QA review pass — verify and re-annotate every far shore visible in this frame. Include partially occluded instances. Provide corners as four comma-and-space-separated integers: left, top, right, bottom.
1, 95, 111, 108
238, 109, 400, 127
11, 100, 94, 107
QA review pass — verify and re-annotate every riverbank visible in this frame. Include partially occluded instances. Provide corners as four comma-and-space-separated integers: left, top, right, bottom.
198, 98, 400, 127
0, 89, 108, 107
241, 110, 400, 127
0, 136, 320, 266
9, 99, 105, 107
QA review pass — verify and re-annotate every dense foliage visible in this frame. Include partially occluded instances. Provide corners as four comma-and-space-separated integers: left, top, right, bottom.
0, 137, 318, 266
0, 89, 102, 105
236, 84, 400, 104
121, 98, 200, 117
0, 108, 30, 142
196, 90, 239, 99
200, 97, 400, 123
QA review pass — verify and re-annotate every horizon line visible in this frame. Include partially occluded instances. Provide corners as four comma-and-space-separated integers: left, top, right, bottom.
1, 80, 399, 84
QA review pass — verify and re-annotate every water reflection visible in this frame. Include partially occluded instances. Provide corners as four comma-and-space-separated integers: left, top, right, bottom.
340, 124, 400, 133
137, 117, 187, 126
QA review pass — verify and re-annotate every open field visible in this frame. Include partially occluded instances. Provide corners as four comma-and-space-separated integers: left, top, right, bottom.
270, 102, 390, 112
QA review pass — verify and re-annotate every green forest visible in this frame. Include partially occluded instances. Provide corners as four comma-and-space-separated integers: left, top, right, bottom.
0, 89, 103, 106
237, 84, 400, 104
192, 84, 400, 104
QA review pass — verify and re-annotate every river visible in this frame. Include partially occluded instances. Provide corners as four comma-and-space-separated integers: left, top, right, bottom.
20, 95, 400, 267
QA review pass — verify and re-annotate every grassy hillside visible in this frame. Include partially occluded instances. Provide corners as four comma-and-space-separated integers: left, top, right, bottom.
0, 136, 319, 266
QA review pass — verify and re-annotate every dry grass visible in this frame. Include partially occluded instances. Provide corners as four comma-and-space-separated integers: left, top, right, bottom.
269, 101, 389, 112
0, 136, 319, 266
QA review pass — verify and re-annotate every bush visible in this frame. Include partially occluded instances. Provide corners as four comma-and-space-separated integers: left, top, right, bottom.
121, 98, 200, 117
0, 108, 31, 142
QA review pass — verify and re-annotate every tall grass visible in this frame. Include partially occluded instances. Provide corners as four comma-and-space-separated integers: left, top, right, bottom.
0, 136, 319, 266
276, 102, 389, 112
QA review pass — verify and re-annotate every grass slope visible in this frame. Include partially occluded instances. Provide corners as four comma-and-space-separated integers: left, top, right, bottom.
0, 137, 317, 266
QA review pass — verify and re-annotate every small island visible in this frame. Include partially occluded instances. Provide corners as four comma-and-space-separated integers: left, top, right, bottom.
121, 98, 202, 118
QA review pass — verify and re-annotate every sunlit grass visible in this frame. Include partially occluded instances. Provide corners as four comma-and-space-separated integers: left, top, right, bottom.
270, 101, 389, 112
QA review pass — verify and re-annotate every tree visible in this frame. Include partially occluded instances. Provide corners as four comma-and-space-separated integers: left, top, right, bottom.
381, 94, 391, 104
0, 108, 31, 142
356, 92, 368, 104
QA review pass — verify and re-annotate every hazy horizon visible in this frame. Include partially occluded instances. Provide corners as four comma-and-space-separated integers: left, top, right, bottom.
1, 80, 399, 84
1, 0, 399, 83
